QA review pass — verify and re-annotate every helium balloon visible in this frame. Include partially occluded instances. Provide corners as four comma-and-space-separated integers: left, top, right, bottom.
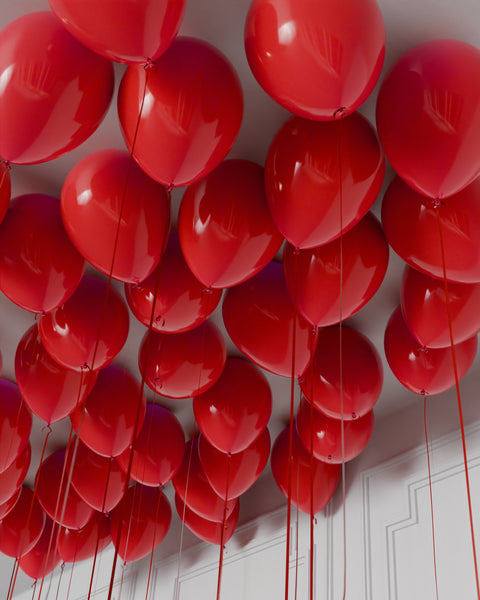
0, 12, 114, 165
118, 37, 243, 187
19, 516, 61, 580
264, 113, 384, 249
58, 511, 110, 563
0, 487, 45, 558
0, 487, 21, 521
0, 379, 32, 474
0, 161, 10, 224
0, 443, 30, 506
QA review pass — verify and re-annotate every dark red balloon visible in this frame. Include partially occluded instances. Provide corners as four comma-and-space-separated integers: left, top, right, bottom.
58, 511, 110, 564
384, 307, 478, 396
265, 113, 384, 249
139, 321, 226, 399
118, 37, 243, 187
0, 12, 114, 165
376, 39, 480, 199
178, 159, 283, 288
271, 427, 341, 514
223, 261, 314, 377
125, 232, 222, 334
0, 161, 10, 224
0, 443, 30, 506
0, 487, 45, 558
0, 487, 21, 521
0, 379, 32, 474
39, 274, 129, 371
19, 516, 61, 580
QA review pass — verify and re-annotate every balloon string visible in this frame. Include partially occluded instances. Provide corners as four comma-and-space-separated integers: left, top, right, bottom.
66, 558, 75, 600
295, 457, 300, 600
6, 558, 18, 600
216, 454, 231, 600
308, 328, 316, 600
117, 562, 127, 600
145, 487, 165, 599
31, 580, 36, 600
55, 562, 65, 600
435, 207, 480, 598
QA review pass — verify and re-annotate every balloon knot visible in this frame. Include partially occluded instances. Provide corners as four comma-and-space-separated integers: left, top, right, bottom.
154, 377, 163, 389
42, 424, 52, 434
1, 159, 11, 170
420, 389, 428, 397
227, 452, 232, 459
166, 183, 174, 193
327, 454, 333, 461
202, 286, 213, 298
297, 375, 304, 384
333, 107, 347, 120
155, 315, 165, 327
293, 246, 300, 256
419, 345, 428, 354
81, 362, 91, 371
351, 412, 358, 419
144, 58, 156, 71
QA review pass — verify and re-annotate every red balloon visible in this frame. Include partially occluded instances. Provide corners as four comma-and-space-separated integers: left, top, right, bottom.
116, 403, 184, 487
0, 488, 21, 521
0, 161, 10, 224
265, 113, 385, 249
222, 261, 314, 377
283, 212, 389, 327
193, 358, 272, 454
0, 12, 113, 165
376, 40, 480, 199
300, 327, 383, 420
125, 232, 222, 334
70, 439, 127, 513
58, 511, 110, 563
39, 274, 129, 371
70, 365, 146, 458
110, 484, 171, 563
178, 159, 284, 288
198, 429, 270, 499
245, 0, 385, 120
19, 516, 61, 580
139, 321, 226, 399
0, 487, 45, 558
0, 379, 32, 474
172, 440, 238, 522
175, 494, 239, 546
36, 449, 94, 530
384, 307, 478, 396
271, 427, 341, 515
296, 398, 375, 463
118, 37, 243, 187
382, 176, 480, 284
61, 149, 171, 284
48, 0, 186, 64
0, 194, 85, 314
0, 443, 30, 506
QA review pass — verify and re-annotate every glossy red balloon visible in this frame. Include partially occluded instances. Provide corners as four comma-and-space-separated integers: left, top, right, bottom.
296, 399, 375, 463
300, 327, 383, 420
175, 494, 239, 546
0, 487, 45, 558
172, 440, 238, 522
178, 159, 283, 288
283, 213, 389, 327
376, 40, 480, 199
0, 488, 21, 521
19, 516, 61, 580
118, 37, 243, 187
61, 149, 170, 284
48, 0, 186, 64
198, 430, 270, 499
382, 176, 480, 284
271, 427, 341, 515
265, 113, 384, 249
110, 485, 171, 563
125, 232, 222, 334
0, 161, 10, 224
139, 321, 226, 399
193, 358, 272, 454
223, 261, 314, 377
70, 439, 127, 513
70, 365, 146, 458
384, 307, 478, 396
39, 274, 129, 371
0, 443, 30, 506
245, 0, 385, 120
117, 403, 185, 487
0, 379, 32, 474
0, 194, 85, 313
0, 12, 113, 165
58, 512, 110, 563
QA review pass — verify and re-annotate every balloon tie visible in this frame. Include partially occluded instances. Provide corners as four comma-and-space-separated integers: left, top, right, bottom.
166, 183, 174, 193
41, 424, 52, 435
293, 246, 300, 256
333, 107, 346, 120
1, 159, 11, 170
155, 315, 166, 327
144, 58, 156, 71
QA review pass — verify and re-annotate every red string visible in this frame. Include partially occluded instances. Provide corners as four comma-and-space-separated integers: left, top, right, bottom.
294, 457, 300, 600
423, 394, 439, 599
55, 562, 65, 600
308, 328, 317, 600
6, 558, 18, 600
66, 559, 75, 600
145, 486, 165, 599
216, 454, 231, 600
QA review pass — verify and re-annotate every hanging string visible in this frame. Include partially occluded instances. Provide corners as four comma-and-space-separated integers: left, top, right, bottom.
145, 485, 165, 600
294, 456, 300, 600
308, 326, 317, 600
6, 558, 18, 600
117, 562, 127, 600
54, 562, 65, 600
216, 454, 232, 600
66, 561, 75, 600
31, 580, 37, 600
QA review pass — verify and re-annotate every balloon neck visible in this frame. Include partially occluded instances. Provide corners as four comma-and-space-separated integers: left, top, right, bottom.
166, 183, 174, 193
81, 362, 91, 371
155, 314, 166, 327
425, 196, 444, 209
351, 412, 358, 420
420, 389, 428, 397
1, 159, 11, 170
293, 246, 300, 256
144, 58, 156, 71
333, 107, 347, 120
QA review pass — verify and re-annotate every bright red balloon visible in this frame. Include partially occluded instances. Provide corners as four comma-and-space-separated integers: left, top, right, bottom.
0, 161, 10, 224
70, 365, 146, 458
175, 494, 239, 546
296, 399, 375, 463
198, 429, 270, 499
245, 0, 385, 120
19, 516, 61, 580
61, 149, 170, 284
178, 159, 283, 288
382, 176, 480, 284
265, 113, 384, 249
223, 261, 314, 377
48, 0, 186, 64
384, 307, 478, 396
110, 485, 171, 563
376, 39, 480, 199
58, 511, 110, 563
0, 12, 113, 165
0, 487, 45, 558
118, 37, 243, 187
39, 274, 129, 371
300, 326, 383, 420
125, 232, 222, 334
193, 358, 272, 454
271, 427, 341, 515
283, 213, 389, 327
0, 443, 30, 506
139, 321, 226, 399
0, 379, 32, 474
0, 194, 85, 313
0, 488, 21, 521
